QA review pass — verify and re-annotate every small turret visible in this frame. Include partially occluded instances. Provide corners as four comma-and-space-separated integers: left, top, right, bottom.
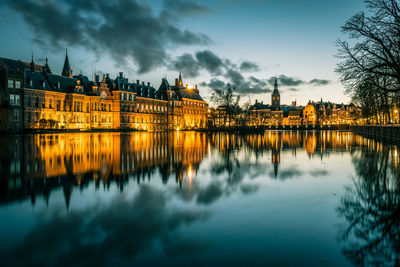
44, 57, 52, 73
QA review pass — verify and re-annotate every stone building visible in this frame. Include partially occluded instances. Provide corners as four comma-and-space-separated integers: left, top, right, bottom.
0, 53, 208, 132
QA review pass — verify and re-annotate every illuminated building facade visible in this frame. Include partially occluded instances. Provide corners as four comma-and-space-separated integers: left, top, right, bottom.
0, 54, 208, 132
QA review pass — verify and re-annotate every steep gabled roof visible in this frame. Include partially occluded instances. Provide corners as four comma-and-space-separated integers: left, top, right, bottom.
179, 88, 204, 101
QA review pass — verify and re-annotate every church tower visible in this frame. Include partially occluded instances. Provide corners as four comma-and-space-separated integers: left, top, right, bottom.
271, 77, 280, 107
61, 48, 72, 78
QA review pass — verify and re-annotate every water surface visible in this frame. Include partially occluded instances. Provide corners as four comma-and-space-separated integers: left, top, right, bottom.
0, 131, 398, 266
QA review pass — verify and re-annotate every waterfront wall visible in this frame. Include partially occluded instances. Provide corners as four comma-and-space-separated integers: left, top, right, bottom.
200, 125, 350, 133
351, 126, 400, 143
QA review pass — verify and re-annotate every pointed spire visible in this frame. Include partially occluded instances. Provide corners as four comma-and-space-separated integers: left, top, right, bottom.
274, 76, 278, 91
62, 48, 72, 77
30, 50, 35, 72
178, 72, 183, 87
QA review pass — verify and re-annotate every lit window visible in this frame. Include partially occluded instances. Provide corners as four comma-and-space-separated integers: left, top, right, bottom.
15, 81, 21, 89
8, 80, 13, 88
10, 94, 20, 106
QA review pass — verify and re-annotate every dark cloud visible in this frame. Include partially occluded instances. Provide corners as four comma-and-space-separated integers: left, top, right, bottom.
225, 69, 245, 85
287, 88, 299, 92
1, 185, 210, 266
170, 50, 268, 94
224, 70, 271, 94
170, 53, 199, 77
2, 0, 212, 73
195, 50, 224, 75
268, 75, 305, 87
309, 79, 331, 86
239, 61, 260, 72
249, 76, 268, 87
162, 0, 212, 18
202, 78, 226, 89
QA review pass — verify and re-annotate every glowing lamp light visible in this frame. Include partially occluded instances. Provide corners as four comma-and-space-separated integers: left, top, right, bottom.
187, 84, 193, 90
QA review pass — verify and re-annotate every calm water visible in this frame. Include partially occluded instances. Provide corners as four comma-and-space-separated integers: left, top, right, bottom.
0, 131, 398, 266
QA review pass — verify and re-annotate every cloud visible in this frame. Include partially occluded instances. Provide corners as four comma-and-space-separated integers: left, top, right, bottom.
268, 75, 305, 87
170, 50, 268, 94
170, 53, 199, 77
195, 50, 224, 75
224, 70, 271, 94
287, 88, 299, 92
161, 0, 212, 18
239, 61, 260, 72
2, 0, 212, 73
202, 78, 226, 90
225, 69, 245, 85
309, 79, 330, 86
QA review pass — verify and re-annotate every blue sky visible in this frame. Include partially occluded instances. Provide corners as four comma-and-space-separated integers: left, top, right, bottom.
0, 0, 365, 106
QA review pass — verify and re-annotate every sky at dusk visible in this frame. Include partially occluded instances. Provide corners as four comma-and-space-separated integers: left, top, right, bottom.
0, 0, 366, 106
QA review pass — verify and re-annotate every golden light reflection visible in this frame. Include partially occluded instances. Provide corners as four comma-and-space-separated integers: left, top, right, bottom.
2, 131, 399, 206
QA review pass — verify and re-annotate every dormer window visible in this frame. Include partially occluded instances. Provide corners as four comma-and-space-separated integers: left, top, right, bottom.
101, 91, 107, 99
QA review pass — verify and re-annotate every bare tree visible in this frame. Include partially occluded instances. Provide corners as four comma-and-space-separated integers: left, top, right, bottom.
211, 84, 241, 126
337, 0, 400, 123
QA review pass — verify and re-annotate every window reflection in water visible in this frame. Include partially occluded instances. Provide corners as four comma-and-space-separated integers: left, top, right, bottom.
2, 131, 396, 207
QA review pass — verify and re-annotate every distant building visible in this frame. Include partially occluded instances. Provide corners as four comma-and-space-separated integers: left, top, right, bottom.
303, 102, 317, 125
0, 53, 208, 132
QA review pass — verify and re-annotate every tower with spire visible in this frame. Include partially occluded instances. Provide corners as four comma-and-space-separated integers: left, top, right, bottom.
61, 48, 72, 77
271, 77, 280, 107
178, 72, 183, 87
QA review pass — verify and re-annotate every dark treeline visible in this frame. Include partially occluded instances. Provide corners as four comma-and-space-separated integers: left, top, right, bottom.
337, 0, 400, 124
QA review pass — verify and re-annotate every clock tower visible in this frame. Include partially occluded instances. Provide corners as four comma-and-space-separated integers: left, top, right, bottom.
271, 77, 280, 107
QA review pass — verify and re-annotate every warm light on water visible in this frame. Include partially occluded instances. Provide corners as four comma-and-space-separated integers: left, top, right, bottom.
0, 131, 399, 266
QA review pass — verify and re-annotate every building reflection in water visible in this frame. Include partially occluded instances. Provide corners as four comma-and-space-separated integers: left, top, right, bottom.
0, 130, 399, 265
0, 132, 208, 208
1, 130, 399, 208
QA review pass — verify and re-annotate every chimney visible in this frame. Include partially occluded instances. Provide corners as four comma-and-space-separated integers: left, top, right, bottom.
175, 78, 178, 86
119, 72, 123, 78
142, 82, 145, 85
195, 84, 198, 90
255, 99, 258, 103
95, 75, 99, 83
106, 73, 109, 79
136, 80, 139, 84
147, 82, 150, 87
